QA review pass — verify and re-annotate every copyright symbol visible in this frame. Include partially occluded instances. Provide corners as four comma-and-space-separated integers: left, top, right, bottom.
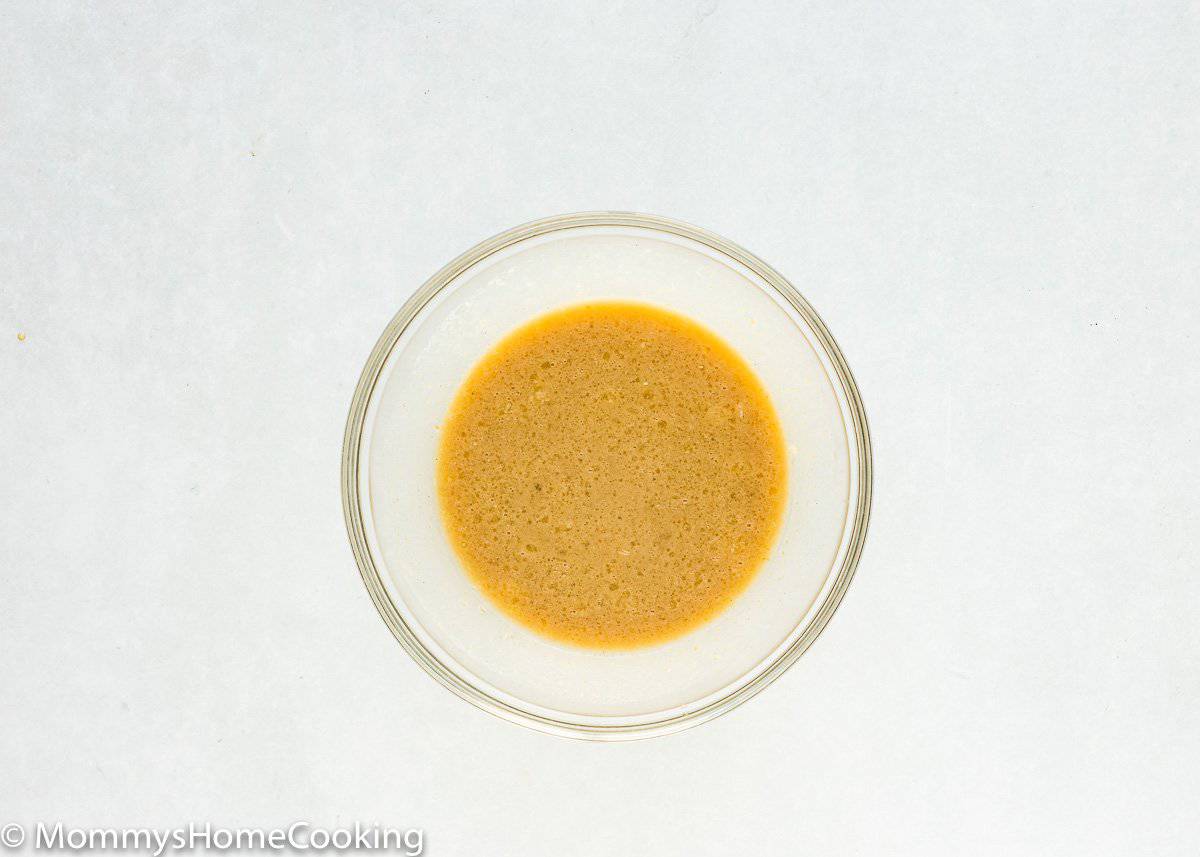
0, 824, 24, 848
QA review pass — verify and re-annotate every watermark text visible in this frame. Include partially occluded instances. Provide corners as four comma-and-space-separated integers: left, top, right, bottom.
0, 823, 422, 855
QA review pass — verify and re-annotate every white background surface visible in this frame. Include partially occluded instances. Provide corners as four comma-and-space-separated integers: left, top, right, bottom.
2, 2, 1197, 854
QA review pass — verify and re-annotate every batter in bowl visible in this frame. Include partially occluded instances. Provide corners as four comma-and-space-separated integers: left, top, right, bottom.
437, 302, 787, 648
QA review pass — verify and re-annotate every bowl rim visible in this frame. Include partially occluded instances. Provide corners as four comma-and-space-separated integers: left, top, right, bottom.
341, 211, 873, 740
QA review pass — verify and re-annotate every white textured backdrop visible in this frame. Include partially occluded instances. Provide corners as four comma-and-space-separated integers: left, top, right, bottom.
2, 2, 1197, 854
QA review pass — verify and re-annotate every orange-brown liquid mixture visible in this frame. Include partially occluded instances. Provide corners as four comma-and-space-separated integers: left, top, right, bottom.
437, 303, 787, 648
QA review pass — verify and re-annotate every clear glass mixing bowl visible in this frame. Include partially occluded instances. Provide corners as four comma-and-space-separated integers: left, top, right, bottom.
342, 212, 872, 740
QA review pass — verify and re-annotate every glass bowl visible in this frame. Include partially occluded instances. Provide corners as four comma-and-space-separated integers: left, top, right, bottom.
342, 212, 872, 740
